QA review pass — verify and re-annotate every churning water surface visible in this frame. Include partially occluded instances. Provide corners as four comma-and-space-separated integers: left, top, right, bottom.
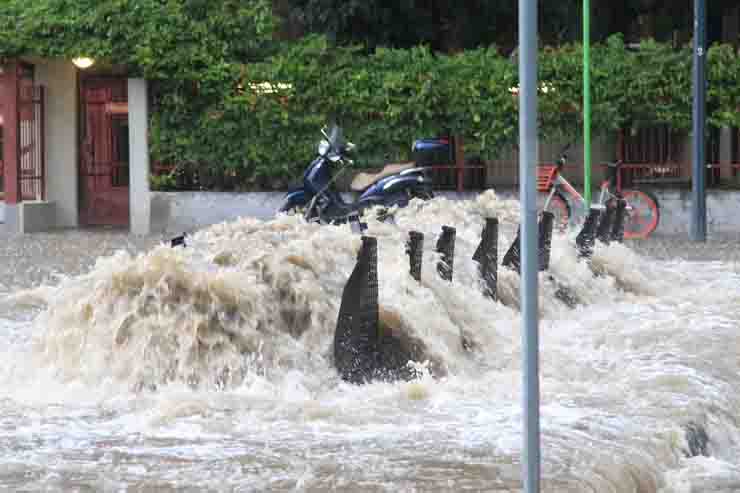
1, 191, 740, 492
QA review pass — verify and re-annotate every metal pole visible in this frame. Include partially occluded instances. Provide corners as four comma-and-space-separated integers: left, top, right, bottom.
690, 0, 707, 241
583, 0, 592, 207
519, 0, 540, 490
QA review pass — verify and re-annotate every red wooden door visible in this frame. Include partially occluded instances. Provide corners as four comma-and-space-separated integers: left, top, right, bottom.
80, 78, 129, 227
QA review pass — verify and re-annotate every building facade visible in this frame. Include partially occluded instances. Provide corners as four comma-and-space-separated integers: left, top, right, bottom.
0, 58, 150, 234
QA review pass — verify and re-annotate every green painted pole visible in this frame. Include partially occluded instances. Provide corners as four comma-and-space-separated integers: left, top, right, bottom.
583, 0, 592, 207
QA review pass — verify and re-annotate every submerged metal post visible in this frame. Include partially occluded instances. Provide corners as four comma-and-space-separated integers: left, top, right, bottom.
538, 212, 554, 271
170, 233, 187, 248
474, 218, 498, 301
576, 208, 600, 259
407, 231, 424, 282
334, 236, 380, 384
502, 227, 522, 272
691, 0, 707, 242
436, 226, 456, 282
520, 0, 541, 489
596, 205, 615, 245
611, 198, 627, 243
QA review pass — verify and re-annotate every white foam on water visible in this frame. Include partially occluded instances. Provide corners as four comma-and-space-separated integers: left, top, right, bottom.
0, 190, 739, 491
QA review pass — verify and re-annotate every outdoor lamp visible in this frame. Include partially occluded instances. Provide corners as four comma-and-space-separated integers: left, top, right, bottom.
72, 57, 95, 69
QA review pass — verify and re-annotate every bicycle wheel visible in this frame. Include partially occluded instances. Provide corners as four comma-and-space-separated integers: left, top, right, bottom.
621, 189, 660, 239
545, 192, 571, 232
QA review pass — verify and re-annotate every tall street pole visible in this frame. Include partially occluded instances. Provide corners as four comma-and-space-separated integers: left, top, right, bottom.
691, 0, 707, 241
519, 0, 540, 491
583, 0, 592, 207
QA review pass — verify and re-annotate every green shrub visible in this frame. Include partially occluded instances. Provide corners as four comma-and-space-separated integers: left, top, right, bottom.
1, 0, 738, 188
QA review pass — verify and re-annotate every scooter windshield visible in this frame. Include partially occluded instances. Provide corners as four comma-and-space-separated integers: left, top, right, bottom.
327, 125, 345, 151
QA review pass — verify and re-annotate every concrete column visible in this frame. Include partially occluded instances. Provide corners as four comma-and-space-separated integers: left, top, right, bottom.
128, 78, 151, 235
36, 60, 79, 228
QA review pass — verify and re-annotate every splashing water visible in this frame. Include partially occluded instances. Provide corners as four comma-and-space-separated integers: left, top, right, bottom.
1, 190, 740, 492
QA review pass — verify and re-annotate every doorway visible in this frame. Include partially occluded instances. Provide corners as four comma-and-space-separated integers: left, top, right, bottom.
79, 77, 129, 227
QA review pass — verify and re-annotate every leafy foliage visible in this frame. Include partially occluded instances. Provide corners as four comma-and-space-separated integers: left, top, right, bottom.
148, 35, 740, 190
0, 1, 739, 189
0, 0, 276, 78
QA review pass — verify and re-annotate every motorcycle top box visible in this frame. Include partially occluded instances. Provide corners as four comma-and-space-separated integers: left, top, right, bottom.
411, 137, 454, 166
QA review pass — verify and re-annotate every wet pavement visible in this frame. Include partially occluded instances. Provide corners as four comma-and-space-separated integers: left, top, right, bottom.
0, 229, 161, 292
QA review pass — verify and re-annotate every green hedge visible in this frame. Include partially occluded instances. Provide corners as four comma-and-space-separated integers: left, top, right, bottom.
150, 35, 740, 189
1, 1, 738, 189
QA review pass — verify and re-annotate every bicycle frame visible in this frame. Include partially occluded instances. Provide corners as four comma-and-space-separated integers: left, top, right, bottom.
539, 156, 657, 238
543, 171, 624, 226
543, 173, 585, 211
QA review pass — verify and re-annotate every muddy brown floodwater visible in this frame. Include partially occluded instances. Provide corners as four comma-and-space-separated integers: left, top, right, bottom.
1, 194, 740, 492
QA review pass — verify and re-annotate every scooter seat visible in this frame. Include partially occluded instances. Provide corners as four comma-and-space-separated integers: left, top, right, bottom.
350, 163, 415, 192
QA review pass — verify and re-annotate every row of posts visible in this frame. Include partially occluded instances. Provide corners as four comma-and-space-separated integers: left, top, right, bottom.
170, 201, 628, 302
169, 200, 627, 306
332, 200, 626, 384
403, 200, 627, 299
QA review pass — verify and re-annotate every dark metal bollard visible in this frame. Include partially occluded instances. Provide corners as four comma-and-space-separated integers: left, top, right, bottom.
596, 204, 616, 245
684, 421, 710, 458
406, 231, 424, 282
473, 218, 498, 300
576, 208, 601, 259
334, 236, 380, 384
611, 198, 627, 243
436, 226, 456, 282
538, 212, 554, 271
170, 233, 187, 248
502, 227, 521, 272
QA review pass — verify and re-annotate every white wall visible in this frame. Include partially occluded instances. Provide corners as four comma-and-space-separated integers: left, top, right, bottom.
152, 189, 740, 237
35, 59, 79, 227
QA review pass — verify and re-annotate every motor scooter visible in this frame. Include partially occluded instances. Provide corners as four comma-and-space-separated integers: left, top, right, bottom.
278, 125, 434, 224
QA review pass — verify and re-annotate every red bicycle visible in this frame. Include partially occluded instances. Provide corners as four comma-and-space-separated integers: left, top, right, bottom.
538, 149, 660, 239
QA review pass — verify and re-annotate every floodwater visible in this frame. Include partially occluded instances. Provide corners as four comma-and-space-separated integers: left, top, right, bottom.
2, 191, 740, 492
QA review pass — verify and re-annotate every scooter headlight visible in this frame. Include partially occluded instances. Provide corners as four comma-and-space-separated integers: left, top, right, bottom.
318, 140, 330, 157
